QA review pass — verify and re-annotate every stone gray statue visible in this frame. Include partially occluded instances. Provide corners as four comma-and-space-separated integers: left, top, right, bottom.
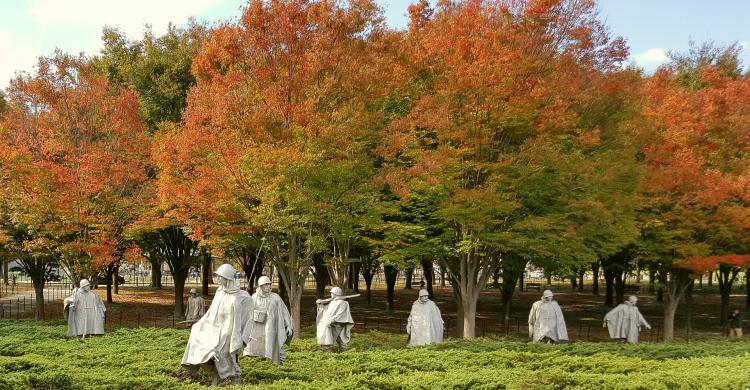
182, 264, 252, 386
528, 289, 568, 343
604, 295, 651, 343
63, 287, 78, 337
316, 287, 356, 352
66, 279, 106, 339
243, 275, 292, 365
407, 289, 443, 346
185, 288, 205, 323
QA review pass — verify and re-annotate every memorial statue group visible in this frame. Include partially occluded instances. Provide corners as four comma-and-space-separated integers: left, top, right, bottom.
63, 264, 652, 386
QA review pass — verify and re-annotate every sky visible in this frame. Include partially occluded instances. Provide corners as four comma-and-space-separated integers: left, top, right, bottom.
1, 0, 748, 90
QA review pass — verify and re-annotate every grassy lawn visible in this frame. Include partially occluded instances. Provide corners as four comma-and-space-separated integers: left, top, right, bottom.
1, 321, 749, 389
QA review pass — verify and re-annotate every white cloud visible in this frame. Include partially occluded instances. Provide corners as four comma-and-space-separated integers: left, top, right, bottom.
631, 48, 668, 73
0, 30, 43, 90
27, 0, 223, 38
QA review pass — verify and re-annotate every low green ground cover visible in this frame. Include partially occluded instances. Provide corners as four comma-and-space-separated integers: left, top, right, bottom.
0, 321, 748, 389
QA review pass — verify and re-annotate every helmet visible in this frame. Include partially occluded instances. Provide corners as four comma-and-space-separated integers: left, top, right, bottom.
418, 289, 429, 297
542, 289, 554, 298
79, 279, 91, 288
213, 263, 236, 281
330, 287, 343, 296
189, 288, 197, 294
258, 276, 272, 286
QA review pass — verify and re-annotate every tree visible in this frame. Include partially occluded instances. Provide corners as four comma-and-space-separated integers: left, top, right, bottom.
683, 255, 750, 326
0, 52, 150, 307
128, 214, 200, 319
155, 0, 391, 338
637, 42, 750, 341
379, 0, 629, 338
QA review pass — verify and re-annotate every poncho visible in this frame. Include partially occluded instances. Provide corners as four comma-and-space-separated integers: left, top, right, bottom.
68, 288, 106, 336
243, 290, 291, 364
604, 302, 650, 343
528, 300, 568, 342
407, 299, 443, 346
185, 296, 205, 322
181, 283, 252, 379
316, 298, 354, 346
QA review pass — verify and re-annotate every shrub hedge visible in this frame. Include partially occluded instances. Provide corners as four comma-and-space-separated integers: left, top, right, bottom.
0, 321, 748, 389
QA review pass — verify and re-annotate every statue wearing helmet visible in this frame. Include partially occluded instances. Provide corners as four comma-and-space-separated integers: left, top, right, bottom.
182, 263, 253, 385
316, 286, 356, 352
185, 288, 204, 323
407, 289, 444, 346
528, 290, 569, 343
64, 278, 106, 339
243, 275, 292, 364
603, 295, 651, 343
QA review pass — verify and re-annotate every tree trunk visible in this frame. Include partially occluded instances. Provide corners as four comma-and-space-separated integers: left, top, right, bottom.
657, 271, 667, 303
685, 280, 694, 333
662, 268, 692, 342
363, 272, 374, 305
546, 273, 552, 286
277, 267, 305, 340
33, 277, 45, 321
603, 268, 615, 307
577, 269, 584, 293
403, 267, 414, 289
500, 256, 525, 327
440, 267, 446, 287
518, 271, 524, 292
113, 266, 119, 295
461, 293, 477, 339
452, 284, 464, 337
421, 260, 434, 298
201, 251, 212, 296
311, 254, 329, 299
173, 270, 188, 320
717, 264, 740, 326
384, 265, 398, 313
360, 259, 378, 305
348, 262, 360, 292
2, 260, 8, 285
278, 270, 290, 308
448, 249, 497, 339
615, 271, 625, 305
105, 265, 114, 304
707, 271, 713, 286
648, 268, 656, 293
591, 261, 600, 295
746, 269, 750, 309
570, 277, 577, 290
150, 260, 163, 289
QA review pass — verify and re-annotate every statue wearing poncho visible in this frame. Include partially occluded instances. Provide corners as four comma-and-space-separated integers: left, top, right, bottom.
407, 289, 443, 346
316, 287, 355, 351
182, 264, 252, 385
604, 295, 651, 343
66, 279, 106, 339
185, 288, 205, 323
243, 276, 292, 364
528, 290, 568, 342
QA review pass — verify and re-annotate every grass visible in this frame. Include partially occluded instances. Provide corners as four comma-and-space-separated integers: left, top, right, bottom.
1, 321, 749, 389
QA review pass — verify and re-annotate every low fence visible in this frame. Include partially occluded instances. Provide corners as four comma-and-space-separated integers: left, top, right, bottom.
1, 294, 700, 344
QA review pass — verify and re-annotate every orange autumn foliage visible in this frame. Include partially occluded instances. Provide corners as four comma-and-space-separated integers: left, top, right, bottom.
0, 52, 150, 271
